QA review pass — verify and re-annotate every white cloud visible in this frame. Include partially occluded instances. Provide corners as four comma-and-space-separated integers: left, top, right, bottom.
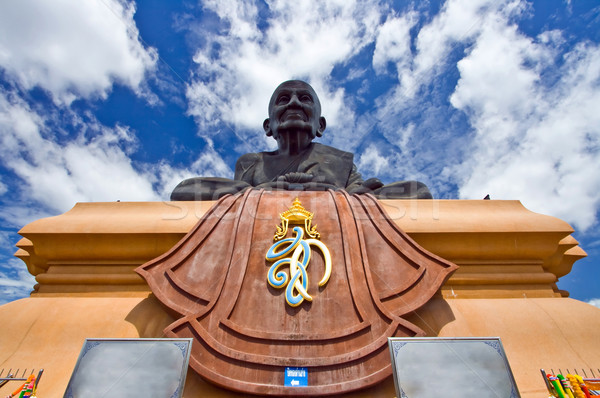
404, 0, 494, 97
586, 298, 600, 308
451, 25, 600, 231
0, 232, 14, 252
375, 0, 526, 123
0, 268, 34, 288
186, 0, 384, 151
357, 0, 600, 233
372, 13, 417, 75
0, 0, 157, 104
356, 145, 389, 177
0, 205, 60, 231
367, 1, 530, 190
153, 146, 234, 199
0, 259, 36, 306
586, 299, 600, 309
0, 90, 160, 214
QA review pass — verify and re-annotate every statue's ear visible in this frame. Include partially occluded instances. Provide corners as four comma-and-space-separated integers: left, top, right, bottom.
316, 116, 326, 137
263, 118, 272, 136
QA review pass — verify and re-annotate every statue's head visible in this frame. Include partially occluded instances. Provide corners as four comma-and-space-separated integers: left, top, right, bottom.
263, 80, 326, 143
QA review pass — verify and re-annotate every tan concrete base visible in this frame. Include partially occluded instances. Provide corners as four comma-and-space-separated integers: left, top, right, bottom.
1, 295, 598, 397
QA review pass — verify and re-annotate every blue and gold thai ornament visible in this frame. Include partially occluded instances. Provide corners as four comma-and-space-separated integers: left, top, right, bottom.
266, 198, 332, 307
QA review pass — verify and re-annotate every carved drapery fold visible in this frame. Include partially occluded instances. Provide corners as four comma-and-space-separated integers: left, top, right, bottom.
137, 189, 458, 395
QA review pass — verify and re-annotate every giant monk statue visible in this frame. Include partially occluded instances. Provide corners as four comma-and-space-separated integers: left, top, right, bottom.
171, 80, 432, 200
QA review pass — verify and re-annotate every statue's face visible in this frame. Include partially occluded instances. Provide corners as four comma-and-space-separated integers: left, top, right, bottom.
265, 80, 325, 141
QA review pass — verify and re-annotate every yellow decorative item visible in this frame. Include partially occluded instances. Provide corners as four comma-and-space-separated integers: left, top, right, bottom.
267, 198, 331, 307
274, 197, 320, 241
566, 374, 585, 398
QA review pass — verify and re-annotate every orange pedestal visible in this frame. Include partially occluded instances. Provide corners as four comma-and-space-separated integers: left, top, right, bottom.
1, 197, 595, 397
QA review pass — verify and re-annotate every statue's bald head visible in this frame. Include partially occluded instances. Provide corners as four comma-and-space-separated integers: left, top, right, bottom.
264, 80, 326, 141
268, 80, 322, 115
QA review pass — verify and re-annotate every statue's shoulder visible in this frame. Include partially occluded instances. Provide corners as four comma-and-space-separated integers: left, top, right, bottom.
236, 152, 262, 167
311, 143, 354, 161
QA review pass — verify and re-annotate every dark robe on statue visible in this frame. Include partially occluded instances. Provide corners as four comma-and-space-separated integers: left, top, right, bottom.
234, 142, 364, 190
171, 142, 433, 201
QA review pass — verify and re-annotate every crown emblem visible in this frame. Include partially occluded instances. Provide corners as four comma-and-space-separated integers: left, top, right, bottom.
273, 197, 320, 241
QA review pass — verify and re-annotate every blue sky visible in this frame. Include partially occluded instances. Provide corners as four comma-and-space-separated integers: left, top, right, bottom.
0, 0, 599, 306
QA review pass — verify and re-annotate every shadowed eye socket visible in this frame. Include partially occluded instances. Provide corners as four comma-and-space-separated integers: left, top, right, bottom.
299, 94, 313, 102
276, 95, 290, 104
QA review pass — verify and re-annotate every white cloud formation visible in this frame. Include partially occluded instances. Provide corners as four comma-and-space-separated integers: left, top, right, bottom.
374, 0, 526, 127
0, 0, 190, 306
372, 12, 417, 75
367, 1, 529, 190
362, 0, 600, 231
0, 232, 14, 254
153, 146, 234, 200
586, 298, 600, 309
0, 0, 157, 104
387, 0, 524, 100
0, 259, 36, 306
451, 25, 600, 230
356, 145, 389, 178
0, 90, 160, 217
186, 0, 384, 151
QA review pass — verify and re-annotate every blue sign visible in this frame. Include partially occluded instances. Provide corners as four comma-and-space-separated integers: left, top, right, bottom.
284, 367, 308, 387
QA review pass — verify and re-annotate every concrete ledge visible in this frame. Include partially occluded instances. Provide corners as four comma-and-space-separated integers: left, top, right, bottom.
16, 199, 586, 298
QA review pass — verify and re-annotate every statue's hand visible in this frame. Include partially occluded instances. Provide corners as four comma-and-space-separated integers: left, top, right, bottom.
346, 177, 384, 195
256, 181, 291, 190
255, 181, 338, 191
298, 182, 338, 191
277, 172, 314, 183
346, 186, 372, 194
362, 177, 384, 190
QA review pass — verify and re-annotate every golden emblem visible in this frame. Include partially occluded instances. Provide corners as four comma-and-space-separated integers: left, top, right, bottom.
266, 198, 331, 307
273, 197, 320, 241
